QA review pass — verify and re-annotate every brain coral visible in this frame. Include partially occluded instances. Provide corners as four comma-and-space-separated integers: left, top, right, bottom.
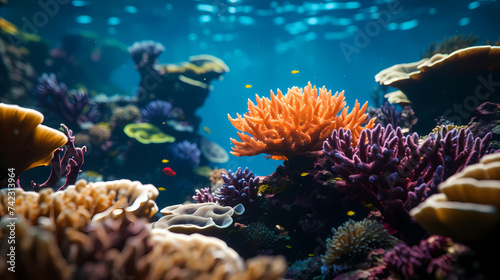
321, 219, 399, 271
228, 82, 375, 160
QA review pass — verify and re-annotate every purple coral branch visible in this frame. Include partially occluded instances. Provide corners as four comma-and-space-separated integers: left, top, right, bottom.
32, 124, 87, 191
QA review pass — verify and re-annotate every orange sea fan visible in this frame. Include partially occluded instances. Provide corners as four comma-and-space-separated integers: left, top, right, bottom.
228, 82, 375, 160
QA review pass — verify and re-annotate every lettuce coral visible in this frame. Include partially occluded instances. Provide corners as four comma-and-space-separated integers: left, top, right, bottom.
228, 82, 375, 160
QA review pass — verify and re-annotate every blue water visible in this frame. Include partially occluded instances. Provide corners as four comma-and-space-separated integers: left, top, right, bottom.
3, 0, 499, 176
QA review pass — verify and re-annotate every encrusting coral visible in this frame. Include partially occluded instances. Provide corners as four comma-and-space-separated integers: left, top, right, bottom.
0, 103, 67, 182
0, 179, 159, 236
321, 219, 399, 273
229, 82, 375, 160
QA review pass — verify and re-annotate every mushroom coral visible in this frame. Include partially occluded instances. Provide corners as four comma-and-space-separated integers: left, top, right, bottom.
410, 152, 500, 243
0, 103, 67, 174
375, 46, 500, 132
123, 122, 175, 144
229, 82, 375, 160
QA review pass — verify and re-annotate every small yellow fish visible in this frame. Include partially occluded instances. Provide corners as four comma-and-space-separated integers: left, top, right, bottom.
347, 210, 355, 216
300, 172, 309, 177
161, 159, 169, 163
308, 254, 315, 257
158, 187, 167, 191
245, 84, 252, 88
203, 126, 211, 134
291, 70, 299, 74
286, 245, 292, 249
162, 121, 165, 125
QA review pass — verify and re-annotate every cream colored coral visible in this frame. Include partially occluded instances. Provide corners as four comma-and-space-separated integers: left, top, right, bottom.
410, 153, 500, 242
153, 203, 244, 234
0, 179, 159, 232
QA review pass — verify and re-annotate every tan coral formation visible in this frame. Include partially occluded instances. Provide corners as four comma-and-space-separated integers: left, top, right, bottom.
410, 152, 500, 242
0, 179, 159, 234
153, 202, 244, 234
0, 103, 68, 173
0, 216, 75, 280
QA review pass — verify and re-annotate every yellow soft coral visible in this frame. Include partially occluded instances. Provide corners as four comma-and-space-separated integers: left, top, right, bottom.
228, 82, 375, 160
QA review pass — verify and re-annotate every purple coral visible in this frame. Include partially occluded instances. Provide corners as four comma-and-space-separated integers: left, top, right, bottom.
384, 236, 467, 279
321, 124, 492, 241
32, 124, 87, 191
170, 140, 201, 167
193, 187, 217, 203
141, 100, 173, 126
35, 73, 99, 127
215, 167, 259, 207
128, 40, 165, 69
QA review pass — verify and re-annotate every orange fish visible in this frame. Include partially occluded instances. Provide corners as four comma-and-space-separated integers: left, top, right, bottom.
163, 167, 176, 176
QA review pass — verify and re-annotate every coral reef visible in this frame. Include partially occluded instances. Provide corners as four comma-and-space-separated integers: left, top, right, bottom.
229, 82, 375, 160
140, 100, 173, 127
35, 73, 100, 128
32, 124, 87, 191
321, 219, 399, 274
214, 167, 260, 207
410, 152, 500, 242
321, 124, 493, 242
384, 235, 471, 280
153, 202, 244, 234
0, 103, 67, 187
367, 102, 418, 133
170, 140, 201, 168
467, 102, 500, 150
0, 179, 159, 236
193, 187, 218, 203
375, 45, 500, 133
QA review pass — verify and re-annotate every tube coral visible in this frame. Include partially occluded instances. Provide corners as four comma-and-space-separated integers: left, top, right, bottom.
229, 82, 375, 160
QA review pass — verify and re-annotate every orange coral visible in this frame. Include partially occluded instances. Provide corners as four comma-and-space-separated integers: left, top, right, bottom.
228, 82, 375, 160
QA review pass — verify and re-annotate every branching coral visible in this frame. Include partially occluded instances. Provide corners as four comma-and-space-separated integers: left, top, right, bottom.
321, 219, 399, 272
384, 235, 470, 280
193, 187, 218, 203
35, 73, 99, 127
410, 152, 500, 242
215, 167, 260, 207
32, 124, 87, 191
229, 82, 375, 160
321, 124, 493, 241
0, 103, 67, 187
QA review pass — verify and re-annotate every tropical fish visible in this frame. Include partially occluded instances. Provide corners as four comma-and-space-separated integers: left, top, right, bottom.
203, 126, 211, 134
308, 254, 315, 257
163, 167, 177, 176
300, 172, 309, 177
347, 210, 355, 216
158, 187, 167, 191
161, 159, 169, 163
245, 84, 252, 88
286, 245, 292, 249
291, 70, 299, 74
